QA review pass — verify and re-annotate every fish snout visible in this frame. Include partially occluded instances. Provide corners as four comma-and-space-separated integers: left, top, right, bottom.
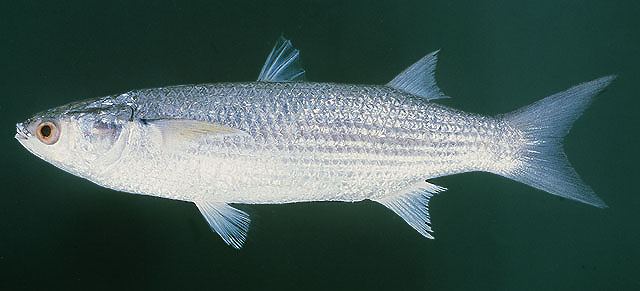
15, 122, 30, 140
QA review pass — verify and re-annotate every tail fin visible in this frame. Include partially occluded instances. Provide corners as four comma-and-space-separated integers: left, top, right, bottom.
502, 76, 616, 208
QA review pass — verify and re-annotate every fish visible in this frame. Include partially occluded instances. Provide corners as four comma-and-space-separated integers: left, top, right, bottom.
15, 37, 614, 249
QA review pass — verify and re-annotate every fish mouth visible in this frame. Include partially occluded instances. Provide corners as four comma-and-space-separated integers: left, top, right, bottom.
15, 122, 30, 140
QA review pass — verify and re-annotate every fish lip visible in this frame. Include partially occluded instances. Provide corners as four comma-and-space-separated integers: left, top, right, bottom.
15, 122, 30, 140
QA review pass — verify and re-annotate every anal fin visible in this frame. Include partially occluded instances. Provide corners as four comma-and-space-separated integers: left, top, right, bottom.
194, 201, 251, 249
374, 181, 446, 239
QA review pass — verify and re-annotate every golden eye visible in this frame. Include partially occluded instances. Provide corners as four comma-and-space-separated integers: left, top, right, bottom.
36, 121, 60, 145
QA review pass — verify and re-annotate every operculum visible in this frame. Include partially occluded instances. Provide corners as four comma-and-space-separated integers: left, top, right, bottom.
91, 120, 132, 174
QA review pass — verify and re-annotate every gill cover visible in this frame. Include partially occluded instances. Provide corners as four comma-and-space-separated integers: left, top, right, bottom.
70, 104, 132, 157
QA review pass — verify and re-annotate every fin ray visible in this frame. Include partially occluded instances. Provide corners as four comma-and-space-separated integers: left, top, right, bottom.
387, 50, 447, 101
500, 76, 616, 207
258, 36, 305, 82
194, 201, 250, 249
141, 119, 247, 145
375, 181, 446, 238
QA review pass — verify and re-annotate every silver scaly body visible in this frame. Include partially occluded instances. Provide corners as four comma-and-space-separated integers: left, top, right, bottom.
96, 82, 520, 204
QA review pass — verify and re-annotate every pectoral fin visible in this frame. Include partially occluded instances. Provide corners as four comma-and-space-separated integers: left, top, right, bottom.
194, 201, 251, 249
141, 119, 247, 145
374, 181, 446, 239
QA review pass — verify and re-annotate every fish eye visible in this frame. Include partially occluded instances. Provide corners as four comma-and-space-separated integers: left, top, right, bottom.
36, 121, 60, 145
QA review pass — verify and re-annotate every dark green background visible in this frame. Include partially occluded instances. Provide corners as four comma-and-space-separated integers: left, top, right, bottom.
1, 1, 638, 290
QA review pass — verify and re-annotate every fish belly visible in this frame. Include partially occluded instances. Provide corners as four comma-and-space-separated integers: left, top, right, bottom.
102, 118, 517, 205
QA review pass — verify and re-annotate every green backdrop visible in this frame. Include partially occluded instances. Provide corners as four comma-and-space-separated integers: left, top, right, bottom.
1, 1, 638, 290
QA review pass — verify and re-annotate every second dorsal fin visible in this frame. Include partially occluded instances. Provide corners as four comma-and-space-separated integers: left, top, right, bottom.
387, 50, 448, 101
257, 36, 305, 82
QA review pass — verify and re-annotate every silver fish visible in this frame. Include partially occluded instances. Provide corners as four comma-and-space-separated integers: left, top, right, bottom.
16, 37, 614, 249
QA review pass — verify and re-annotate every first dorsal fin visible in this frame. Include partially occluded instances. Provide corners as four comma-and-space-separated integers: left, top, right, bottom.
257, 36, 305, 82
374, 180, 446, 238
387, 50, 448, 101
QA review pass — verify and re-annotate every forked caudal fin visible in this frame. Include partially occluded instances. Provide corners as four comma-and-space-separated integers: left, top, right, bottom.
501, 76, 616, 208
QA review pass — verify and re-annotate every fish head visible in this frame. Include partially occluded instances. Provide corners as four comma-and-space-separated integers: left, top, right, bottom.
15, 97, 133, 176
